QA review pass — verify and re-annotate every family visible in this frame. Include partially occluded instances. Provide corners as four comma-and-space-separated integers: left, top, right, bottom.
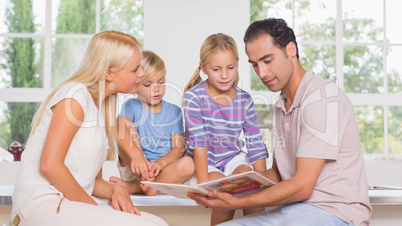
11, 18, 372, 226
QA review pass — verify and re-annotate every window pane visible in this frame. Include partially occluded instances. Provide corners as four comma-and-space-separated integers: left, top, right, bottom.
0, 37, 43, 88
250, 0, 292, 23
389, 106, 402, 154
101, 0, 144, 37
250, 66, 267, 91
52, 38, 91, 87
53, 0, 96, 34
355, 106, 384, 154
295, 0, 336, 42
255, 104, 273, 153
387, 46, 402, 93
0, 0, 45, 34
299, 44, 336, 84
386, 0, 402, 43
344, 45, 383, 93
343, 0, 383, 43
0, 101, 40, 149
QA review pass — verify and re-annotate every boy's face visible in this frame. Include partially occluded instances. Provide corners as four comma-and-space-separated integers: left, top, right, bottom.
246, 34, 294, 93
137, 70, 166, 108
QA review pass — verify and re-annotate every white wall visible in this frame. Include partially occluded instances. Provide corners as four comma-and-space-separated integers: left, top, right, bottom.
143, 0, 250, 107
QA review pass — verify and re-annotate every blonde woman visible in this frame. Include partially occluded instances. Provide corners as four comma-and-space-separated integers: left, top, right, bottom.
11, 31, 167, 226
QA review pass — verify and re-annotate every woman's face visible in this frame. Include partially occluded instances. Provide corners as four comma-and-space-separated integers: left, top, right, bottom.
110, 49, 145, 94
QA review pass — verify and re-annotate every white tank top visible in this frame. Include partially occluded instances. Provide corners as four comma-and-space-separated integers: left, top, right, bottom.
12, 82, 107, 217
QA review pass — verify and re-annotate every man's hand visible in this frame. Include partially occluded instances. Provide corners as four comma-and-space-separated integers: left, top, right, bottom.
187, 191, 241, 210
130, 152, 153, 179
111, 185, 140, 215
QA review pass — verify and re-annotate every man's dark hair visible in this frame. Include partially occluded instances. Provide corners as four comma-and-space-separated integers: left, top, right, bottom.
244, 18, 299, 59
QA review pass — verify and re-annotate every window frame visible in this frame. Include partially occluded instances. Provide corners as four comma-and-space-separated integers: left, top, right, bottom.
0, 0, 144, 102
248, 0, 402, 156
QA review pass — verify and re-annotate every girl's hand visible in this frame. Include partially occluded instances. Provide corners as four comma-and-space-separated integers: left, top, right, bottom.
150, 160, 165, 177
131, 152, 153, 179
111, 185, 141, 215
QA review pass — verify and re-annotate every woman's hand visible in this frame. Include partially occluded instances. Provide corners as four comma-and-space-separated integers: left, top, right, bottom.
111, 185, 140, 215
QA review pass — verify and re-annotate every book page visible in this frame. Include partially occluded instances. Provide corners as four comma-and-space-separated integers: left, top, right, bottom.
198, 171, 275, 195
141, 181, 209, 199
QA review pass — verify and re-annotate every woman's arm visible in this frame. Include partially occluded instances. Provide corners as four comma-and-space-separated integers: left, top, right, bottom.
151, 133, 185, 176
40, 98, 96, 205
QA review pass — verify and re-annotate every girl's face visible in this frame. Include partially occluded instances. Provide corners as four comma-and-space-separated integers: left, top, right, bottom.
137, 70, 166, 110
110, 49, 145, 94
201, 50, 238, 97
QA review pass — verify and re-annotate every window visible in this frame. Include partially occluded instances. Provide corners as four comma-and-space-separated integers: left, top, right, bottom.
0, 0, 144, 149
250, 0, 402, 155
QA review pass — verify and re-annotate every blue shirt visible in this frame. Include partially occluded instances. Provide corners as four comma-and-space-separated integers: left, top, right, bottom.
118, 99, 184, 161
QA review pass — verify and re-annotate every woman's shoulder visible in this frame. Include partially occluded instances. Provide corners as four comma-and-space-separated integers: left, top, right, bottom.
51, 82, 90, 103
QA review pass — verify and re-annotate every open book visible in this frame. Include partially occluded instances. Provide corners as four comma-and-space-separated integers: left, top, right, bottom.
141, 171, 275, 199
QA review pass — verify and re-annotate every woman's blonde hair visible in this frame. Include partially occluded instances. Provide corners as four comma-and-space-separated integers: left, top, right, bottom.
140, 50, 166, 84
30, 30, 141, 160
183, 33, 240, 93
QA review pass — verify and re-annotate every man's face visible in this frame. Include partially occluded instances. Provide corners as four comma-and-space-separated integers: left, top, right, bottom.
246, 34, 294, 93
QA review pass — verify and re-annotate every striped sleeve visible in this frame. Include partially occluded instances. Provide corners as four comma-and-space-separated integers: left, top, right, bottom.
183, 90, 208, 149
243, 96, 269, 164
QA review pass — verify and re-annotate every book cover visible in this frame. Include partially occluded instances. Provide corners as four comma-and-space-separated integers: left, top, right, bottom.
141, 171, 275, 199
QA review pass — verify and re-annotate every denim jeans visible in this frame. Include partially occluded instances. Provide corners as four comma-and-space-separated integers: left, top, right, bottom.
218, 202, 354, 226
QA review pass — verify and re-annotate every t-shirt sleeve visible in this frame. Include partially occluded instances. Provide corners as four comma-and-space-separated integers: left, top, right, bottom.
171, 105, 184, 134
183, 91, 208, 148
118, 99, 136, 122
297, 86, 347, 160
243, 96, 269, 164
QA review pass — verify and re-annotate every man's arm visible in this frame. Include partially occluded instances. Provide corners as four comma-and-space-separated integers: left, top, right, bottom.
188, 157, 325, 209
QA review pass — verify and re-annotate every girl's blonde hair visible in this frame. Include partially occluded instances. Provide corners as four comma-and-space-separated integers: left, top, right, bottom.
140, 50, 166, 84
30, 30, 141, 160
183, 33, 240, 93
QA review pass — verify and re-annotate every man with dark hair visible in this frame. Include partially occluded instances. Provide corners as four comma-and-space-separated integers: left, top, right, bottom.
188, 18, 372, 225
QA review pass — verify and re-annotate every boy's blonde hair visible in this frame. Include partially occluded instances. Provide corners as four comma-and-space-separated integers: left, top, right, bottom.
30, 30, 141, 160
184, 33, 240, 93
140, 50, 166, 84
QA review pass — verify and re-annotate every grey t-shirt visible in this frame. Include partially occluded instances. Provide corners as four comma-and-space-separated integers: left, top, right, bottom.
273, 70, 372, 225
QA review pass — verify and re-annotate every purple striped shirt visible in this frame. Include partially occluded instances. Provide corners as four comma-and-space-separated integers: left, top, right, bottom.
183, 81, 268, 170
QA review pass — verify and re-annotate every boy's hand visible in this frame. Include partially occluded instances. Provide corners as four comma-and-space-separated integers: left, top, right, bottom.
130, 152, 153, 179
150, 160, 165, 177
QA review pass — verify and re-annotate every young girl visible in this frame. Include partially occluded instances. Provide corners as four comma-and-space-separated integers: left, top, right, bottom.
183, 33, 269, 225
11, 31, 167, 225
110, 50, 194, 196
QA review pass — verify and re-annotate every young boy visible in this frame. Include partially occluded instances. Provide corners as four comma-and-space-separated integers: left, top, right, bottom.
111, 50, 195, 195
